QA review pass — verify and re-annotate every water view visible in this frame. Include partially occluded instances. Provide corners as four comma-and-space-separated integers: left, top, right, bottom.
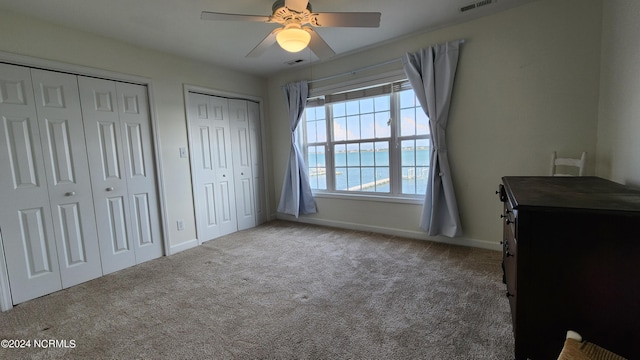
308, 148, 430, 195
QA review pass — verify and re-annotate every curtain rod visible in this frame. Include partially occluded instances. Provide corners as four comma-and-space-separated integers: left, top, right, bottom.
308, 39, 466, 84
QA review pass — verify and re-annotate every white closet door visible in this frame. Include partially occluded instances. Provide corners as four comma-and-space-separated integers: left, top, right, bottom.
188, 93, 237, 242
31, 69, 102, 287
0, 63, 62, 303
189, 93, 221, 241
210, 96, 237, 237
247, 101, 266, 224
115, 82, 163, 264
228, 99, 255, 231
78, 76, 136, 274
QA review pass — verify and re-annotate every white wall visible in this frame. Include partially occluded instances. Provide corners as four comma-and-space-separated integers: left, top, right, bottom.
0, 9, 269, 250
597, 0, 640, 187
267, 0, 603, 248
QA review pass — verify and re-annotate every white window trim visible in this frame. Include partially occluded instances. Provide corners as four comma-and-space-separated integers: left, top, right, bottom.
312, 190, 424, 205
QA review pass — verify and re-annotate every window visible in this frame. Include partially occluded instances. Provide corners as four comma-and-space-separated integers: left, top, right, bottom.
302, 80, 429, 198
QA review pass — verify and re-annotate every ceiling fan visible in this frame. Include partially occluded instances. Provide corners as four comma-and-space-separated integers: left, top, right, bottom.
201, 0, 381, 59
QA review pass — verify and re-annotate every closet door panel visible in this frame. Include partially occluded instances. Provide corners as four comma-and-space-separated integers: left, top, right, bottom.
228, 99, 255, 231
188, 93, 237, 241
0, 63, 62, 304
116, 82, 163, 263
31, 69, 102, 288
106, 196, 130, 252
78, 76, 135, 274
238, 178, 253, 217
247, 101, 266, 224
212, 113, 237, 237
201, 131, 219, 228
219, 179, 233, 224
189, 93, 222, 241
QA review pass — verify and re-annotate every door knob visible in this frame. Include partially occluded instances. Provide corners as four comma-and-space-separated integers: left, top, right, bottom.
65, 191, 76, 197
106, 187, 114, 191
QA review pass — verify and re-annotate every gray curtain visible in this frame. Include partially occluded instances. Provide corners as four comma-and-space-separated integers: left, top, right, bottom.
277, 80, 317, 217
402, 40, 463, 237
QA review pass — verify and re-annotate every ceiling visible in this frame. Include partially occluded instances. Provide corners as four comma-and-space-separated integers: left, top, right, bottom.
0, 0, 537, 77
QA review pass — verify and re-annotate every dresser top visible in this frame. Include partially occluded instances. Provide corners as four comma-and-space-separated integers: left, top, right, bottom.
502, 176, 640, 213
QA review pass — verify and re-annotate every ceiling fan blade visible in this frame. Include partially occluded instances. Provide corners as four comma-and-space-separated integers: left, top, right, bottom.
201, 11, 270, 22
285, 0, 309, 13
246, 29, 281, 58
306, 28, 336, 60
312, 12, 381, 27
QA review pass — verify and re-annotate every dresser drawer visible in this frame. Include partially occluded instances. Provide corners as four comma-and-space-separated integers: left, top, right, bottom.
503, 223, 517, 327
499, 183, 518, 327
503, 227, 517, 278
504, 200, 516, 235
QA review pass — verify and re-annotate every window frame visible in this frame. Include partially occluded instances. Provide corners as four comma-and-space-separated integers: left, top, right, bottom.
301, 74, 429, 204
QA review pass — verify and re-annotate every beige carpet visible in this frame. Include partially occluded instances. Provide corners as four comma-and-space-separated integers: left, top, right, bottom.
0, 220, 513, 359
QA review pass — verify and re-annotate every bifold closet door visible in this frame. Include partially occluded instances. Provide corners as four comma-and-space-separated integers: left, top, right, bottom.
114, 82, 163, 264
0, 64, 62, 303
30, 69, 103, 287
0, 64, 102, 304
79, 76, 163, 274
228, 99, 255, 231
247, 101, 267, 225
188, 93, 237, 241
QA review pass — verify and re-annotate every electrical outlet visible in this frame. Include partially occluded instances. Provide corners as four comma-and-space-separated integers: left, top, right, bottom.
177, 219, 185, 231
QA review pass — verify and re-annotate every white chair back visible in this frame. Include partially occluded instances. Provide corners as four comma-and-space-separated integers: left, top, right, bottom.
550, 152, 586, 176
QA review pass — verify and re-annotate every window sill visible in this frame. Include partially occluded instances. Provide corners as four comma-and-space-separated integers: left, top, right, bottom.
312, 191, 424, 205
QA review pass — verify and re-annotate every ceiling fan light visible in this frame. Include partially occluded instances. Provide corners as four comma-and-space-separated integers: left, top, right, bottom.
276, 27, 311, 53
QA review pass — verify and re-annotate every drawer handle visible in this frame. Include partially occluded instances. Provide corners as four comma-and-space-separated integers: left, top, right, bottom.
506, 219, 514, 225
65, 191, 76, 197
506, 292, 515, 298
506, 251, 514, 257
106, 187, 114, 192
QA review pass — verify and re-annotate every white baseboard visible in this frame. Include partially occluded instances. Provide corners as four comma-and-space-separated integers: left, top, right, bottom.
168, 238, 199, 255
275, 214, 501, 252
0, 284, 12, 312
0, 231, 13, 311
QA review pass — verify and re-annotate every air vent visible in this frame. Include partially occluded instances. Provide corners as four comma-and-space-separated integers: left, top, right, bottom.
460, 4, 476, 12
476, 0, 494, 7
285, 59, 305, 66
460, 0, 496, 12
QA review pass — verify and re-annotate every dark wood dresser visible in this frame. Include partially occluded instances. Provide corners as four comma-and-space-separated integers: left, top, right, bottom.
498, 176, 640, 360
